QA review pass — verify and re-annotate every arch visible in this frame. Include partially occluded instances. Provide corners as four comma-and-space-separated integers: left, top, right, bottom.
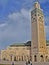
30, 56, 32, 61
22, 56, 23, 61
26, 55, 29, 61
14, 56, 16, 61
40, 55, 44, 62
3, 58, 6, 60
24, 56, 26, 61
16, 56, 17, 61
19, 56, 21, 61
11, 56, 12, 61
46, 56, 48, 62
40, 55, 43, 58
34, 55, 37, 62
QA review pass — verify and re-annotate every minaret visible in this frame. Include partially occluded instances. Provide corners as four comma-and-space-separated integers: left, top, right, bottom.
31, 1, 46, 62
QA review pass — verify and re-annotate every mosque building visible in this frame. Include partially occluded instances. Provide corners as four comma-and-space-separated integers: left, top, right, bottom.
0, 1, 49, 62
0, 41, 49, 62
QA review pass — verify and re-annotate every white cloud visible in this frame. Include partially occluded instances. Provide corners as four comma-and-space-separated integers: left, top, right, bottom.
0, 8, 49, 49
0, 8, 31, 49
8, 9, 31, 21
44, 16, 49, 26
45, 26, 49, 34
45, 26, 49, 40
0, 23, 7, 28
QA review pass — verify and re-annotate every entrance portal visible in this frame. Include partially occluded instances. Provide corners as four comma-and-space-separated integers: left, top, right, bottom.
34, 55, 37, 62
40, 55, 44, 62
14, 56, 16, 61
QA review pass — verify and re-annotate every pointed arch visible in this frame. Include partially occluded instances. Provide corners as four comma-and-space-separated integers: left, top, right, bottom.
34, 55, 37, 62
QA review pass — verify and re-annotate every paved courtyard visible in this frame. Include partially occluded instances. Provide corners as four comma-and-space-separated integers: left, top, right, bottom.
0, 61, 26, 65
33, 62, 49, 65
0, 61, 49, 65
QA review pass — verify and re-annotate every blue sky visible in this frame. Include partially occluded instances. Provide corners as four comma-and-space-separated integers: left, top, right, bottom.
0, 0, 49, 49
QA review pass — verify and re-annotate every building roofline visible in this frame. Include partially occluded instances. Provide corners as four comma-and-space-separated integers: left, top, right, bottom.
9, 40, 49, 47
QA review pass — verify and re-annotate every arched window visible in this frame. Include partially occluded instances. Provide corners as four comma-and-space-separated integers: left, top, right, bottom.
34, 55, 37, 62
3, 58, 6, 60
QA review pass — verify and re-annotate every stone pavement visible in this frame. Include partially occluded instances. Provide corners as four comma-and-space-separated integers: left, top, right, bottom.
33, 62, 49, 65
0, 61, 49, 65
0, 61, 26, 65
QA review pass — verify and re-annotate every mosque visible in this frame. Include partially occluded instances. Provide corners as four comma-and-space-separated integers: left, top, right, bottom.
0, 1, 49, 62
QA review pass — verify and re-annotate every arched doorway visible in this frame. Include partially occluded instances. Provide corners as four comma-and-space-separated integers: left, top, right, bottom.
14, 56, 16, 61
46, 56, 48, 62
19, 56, 21, 61
22, 56, 23, 61
34, 55, 37, 62
40, 55, 44, 62
11, 56, 12, 61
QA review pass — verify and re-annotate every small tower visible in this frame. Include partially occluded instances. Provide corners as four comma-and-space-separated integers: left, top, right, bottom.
31, 1, 46, 62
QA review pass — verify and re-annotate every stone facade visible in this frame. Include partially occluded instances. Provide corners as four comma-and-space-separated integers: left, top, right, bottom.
1, 42, 31, 61
0, 41, 49, 62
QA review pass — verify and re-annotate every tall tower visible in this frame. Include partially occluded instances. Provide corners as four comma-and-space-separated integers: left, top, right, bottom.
31, 2, 46, 62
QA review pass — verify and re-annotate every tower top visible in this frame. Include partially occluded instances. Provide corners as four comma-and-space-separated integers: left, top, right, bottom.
34, 0, 40, 9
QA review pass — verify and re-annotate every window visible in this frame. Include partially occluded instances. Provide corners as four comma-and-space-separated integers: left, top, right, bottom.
33, 18, 35, 20
40, 17, 41, 19
38, 14, 40, 16
32, 16, 33, 18
32, 17, 37, 23
3, 58, 6, 60
41, 16, 43, 18
40, 46, 43, 48
42, 46, 43, 48
35, 14, 36, 16
33, 18, 36, 22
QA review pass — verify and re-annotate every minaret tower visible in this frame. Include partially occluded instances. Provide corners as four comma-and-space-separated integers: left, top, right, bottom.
31, 1, 46, 62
